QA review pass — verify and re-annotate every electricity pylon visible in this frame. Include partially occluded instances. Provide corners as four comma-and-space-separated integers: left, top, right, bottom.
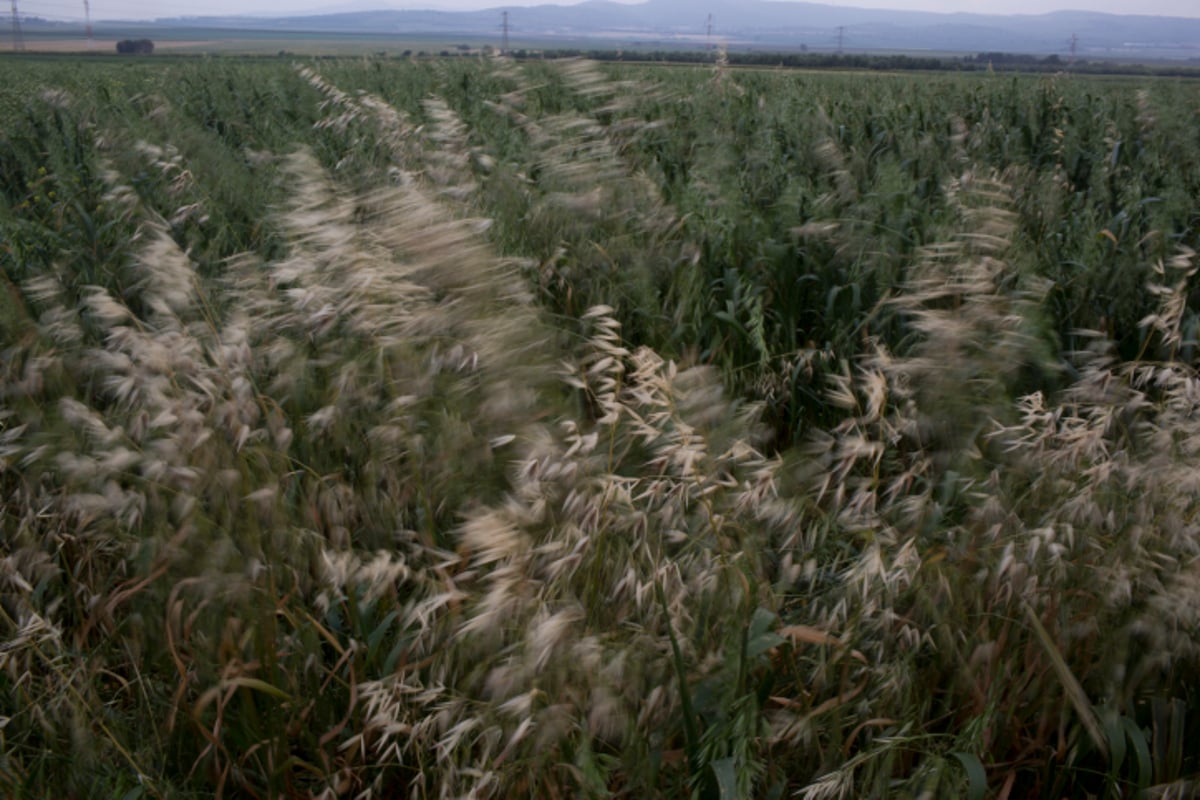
11, 0, 24, 51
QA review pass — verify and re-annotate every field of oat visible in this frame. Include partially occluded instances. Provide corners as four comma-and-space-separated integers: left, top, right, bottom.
2, 54, 1200, 798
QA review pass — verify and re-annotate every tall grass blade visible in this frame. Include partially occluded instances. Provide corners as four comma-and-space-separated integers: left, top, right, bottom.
1022, 600, 1107, 761
658, 578, 701, 779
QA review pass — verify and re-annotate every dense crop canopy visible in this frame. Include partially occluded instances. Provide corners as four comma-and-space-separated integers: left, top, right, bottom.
1, 54, 1199, 798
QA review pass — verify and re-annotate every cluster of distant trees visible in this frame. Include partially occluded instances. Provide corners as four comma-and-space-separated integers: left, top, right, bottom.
499, 47, 1200, 78
966, 51, 1059, 65
116, 39, 154, 55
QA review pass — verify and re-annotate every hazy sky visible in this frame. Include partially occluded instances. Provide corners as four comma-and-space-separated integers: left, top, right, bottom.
20, 0, 1200, 23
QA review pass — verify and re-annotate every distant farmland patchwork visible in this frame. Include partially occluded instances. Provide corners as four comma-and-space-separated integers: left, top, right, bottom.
2, 55, 1200, 797
9, 0, 1200, 60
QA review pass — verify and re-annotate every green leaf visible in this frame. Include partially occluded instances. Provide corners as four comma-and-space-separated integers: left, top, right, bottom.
366, 608, 400, 662
711, 757, 739, 800
748, 607, 776, 640
747, 631, 786, 660
382, 636, 408, 675
1152, 696, 1186, 782
951, 752, 987, 800
746, 607, 785, 660
1102, 708, 1126, 781
1122, 716, 1152, 791
574, 734, 609, 796
1167, 698, 1186, 780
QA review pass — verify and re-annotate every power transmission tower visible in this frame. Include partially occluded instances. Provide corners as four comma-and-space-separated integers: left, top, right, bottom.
501, 11, 509, 55
84, 0, 93, 48
706, 13, 713, 50
10, 0, 24, 51
836, 25, 844, 54
1068, 32, 1078, 64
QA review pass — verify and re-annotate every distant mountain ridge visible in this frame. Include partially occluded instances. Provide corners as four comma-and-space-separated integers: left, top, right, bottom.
140, 0, 1200, 58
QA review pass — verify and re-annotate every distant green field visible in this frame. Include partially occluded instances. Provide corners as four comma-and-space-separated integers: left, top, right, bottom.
3, 55, 1200, 798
